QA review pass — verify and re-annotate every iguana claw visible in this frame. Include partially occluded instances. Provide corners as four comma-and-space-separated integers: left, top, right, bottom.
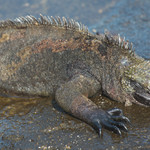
90, 108, 130, 136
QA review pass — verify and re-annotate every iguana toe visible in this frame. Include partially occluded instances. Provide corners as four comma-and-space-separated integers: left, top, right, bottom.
107, 108, 123, 116
111, 115, 131, 124
90, 108, 129, 136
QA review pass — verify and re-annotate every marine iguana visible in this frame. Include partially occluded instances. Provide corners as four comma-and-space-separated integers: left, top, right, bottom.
0, 15, 149, 136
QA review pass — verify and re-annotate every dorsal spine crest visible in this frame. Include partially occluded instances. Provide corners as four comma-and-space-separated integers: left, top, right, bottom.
103, 30, 135, 54
0, 15, 135, 54
0, 14, 89, 35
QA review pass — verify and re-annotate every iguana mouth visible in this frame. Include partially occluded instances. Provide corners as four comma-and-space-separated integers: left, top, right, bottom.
133, 90, 150, 106
131, 81, 150, 106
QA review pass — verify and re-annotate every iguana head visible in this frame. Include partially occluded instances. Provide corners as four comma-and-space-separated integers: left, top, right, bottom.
121, 57, 150, 106
99, 32, 150, 106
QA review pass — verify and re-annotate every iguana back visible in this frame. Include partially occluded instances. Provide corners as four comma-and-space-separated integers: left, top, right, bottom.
0, 15, 101, 97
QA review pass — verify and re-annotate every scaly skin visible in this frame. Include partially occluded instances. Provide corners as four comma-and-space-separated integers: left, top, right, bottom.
0, 15, 149, 136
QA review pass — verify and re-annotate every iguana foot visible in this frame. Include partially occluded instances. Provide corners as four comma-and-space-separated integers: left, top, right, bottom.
90, 108, 130, 136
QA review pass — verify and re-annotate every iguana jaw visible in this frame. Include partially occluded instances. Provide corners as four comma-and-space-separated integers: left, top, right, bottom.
120, 77, 150, 106
129, 78, 150, 106
133, 90, 150, 106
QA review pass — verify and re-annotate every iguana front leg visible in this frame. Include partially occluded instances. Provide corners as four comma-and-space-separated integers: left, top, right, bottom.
55, 74, 129, 136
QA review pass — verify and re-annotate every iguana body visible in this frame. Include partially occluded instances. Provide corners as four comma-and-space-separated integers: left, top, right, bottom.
0, 15, 149, 135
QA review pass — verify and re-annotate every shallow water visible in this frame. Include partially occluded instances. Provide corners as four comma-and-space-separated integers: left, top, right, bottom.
0, 95, 149, 149
0, 0, 150, 149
